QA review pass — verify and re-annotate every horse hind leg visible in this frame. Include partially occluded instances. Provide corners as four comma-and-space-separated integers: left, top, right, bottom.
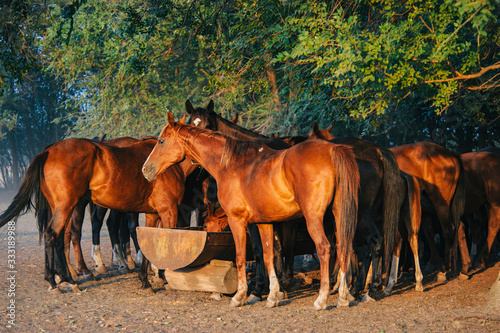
45, 214, 80, 293
70, 200, 94, 281
90, 205, 109, 275
64, 221, 79, 281
303, 212, 332, 310
256, 224, 283, 308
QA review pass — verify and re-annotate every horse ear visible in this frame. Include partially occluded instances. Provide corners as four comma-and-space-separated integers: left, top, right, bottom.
327, 124, 333, 132
312, 122, 320, 133
207, 100, 215, 113
98, 134, 107, 142
179, 114, 186, 124
230, 113, 238, 124
167, 112, 175, 126
185, 100, 194, 114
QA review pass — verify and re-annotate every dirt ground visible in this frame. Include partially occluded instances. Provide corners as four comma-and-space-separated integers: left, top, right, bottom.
1, 198, 499, 332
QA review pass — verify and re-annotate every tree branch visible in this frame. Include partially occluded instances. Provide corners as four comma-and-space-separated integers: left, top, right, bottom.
424, 62, 500, 84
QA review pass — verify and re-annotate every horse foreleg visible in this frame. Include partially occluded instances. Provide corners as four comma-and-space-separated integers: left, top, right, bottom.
129, 213, 142, 265
228, 219, 249, 308
257, 223, 283, 308
458, 221, 471, 279
483, 205, 500, 266
107, 210, 129, 273
247, 224, 266, 304
138, 214, 160, 290
120, 213, 136, 270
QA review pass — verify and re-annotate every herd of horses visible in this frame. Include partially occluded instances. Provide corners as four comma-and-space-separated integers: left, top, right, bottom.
0, 100, 499, 310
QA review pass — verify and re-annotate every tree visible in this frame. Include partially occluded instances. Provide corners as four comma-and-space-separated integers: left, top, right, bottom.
208, 0, 500, 146
40, 0, 228, 138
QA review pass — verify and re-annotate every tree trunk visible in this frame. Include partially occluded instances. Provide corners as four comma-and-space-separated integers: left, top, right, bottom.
266, 64, 281, 113
8, 131, 20, 190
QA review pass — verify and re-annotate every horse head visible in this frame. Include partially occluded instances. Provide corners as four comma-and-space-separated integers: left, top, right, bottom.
309, 122, 335, 140
142, 113, 186, 181
186, 99, 216, 129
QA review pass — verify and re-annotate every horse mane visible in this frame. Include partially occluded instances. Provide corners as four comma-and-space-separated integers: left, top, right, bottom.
216, 114, 269, 141
220, 137, 266, 168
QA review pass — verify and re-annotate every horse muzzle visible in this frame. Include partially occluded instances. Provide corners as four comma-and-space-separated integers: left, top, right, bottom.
142, 164, 158, 182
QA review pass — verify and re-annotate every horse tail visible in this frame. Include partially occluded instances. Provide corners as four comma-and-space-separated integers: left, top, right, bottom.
331, 145, 360, 270
0, 151, 49, 239
379, 149, 405, 285
450, 154, 466, 271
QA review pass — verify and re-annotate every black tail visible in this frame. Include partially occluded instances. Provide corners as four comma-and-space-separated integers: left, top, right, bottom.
380, 149, 405, 286
0, 151, 49, 236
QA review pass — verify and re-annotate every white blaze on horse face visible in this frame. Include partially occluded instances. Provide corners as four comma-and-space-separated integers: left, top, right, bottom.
259, 147, 264, 152
193, 118, 202, 126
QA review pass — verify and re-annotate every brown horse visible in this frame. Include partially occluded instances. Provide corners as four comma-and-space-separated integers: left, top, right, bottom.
390, 142, 466, 281
187, 100, 297, 300
64, 136, 142, 280
309, 123, 405, 300
142, 113, 360, 310
461, 148, 500, 267
0, 136, 197, 292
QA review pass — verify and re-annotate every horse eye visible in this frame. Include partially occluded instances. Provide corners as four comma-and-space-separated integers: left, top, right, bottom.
159, 140, 164, 144
203, 225, 207, 229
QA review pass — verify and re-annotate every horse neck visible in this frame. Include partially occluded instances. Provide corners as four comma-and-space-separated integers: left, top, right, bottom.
216, 116, 269, 141
180, 129, 226, 179
178, 159, 199, 177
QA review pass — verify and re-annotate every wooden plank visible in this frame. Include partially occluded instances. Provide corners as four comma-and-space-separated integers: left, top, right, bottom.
163, 260, 237, 294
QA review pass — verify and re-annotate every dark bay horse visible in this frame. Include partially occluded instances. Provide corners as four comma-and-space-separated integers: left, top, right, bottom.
390, 142, 466, 281
461, 148, 500, 267
142, 113, 360, 310
309, 123, 406, 300
0, 137, 197, 292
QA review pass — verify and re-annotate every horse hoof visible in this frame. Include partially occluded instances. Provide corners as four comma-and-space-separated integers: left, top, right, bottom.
95, 266, 109, 275
210, 293, 222, 301
436, 272, 446, 283
336, 297, 349, 308
229, 298, 245, 308
70, 272, 80, 281
347, 293, 355, 302
127, 260, 137, 270
361, 293, 375, 303
67, 283, 81, 292
458, 273, 469, 281
265, 299, 278, 308
48, 286, 62, 293
82, 273, 95, 281
277, 292, 285, 301
137, 251, 144, 264
415, 283, 424, 292
313, 299, 327, 310
118, 266, 130, 274
246, 294, 261, 305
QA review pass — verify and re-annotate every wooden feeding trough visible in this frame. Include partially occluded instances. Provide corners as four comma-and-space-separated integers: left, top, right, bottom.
136, 226, 316, 294
136, 227, 253, 294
